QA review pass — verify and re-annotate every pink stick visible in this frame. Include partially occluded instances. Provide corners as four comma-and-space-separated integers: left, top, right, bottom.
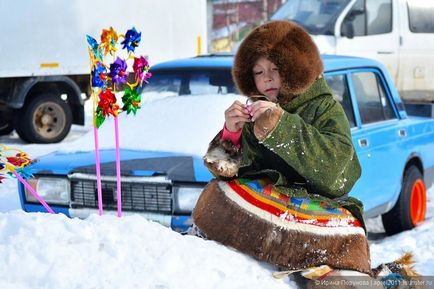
93, 127, 103, 215
114, 117, 122, 217
13, 171, 55, 214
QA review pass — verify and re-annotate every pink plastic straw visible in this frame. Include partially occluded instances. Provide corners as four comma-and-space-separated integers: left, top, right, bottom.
13, 171, 55, 214
114, 117, 122, 217
93, 127, 103, 215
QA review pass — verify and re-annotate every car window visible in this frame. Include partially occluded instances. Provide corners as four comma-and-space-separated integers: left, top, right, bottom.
141, 70, 236, 96
325, 74, 356, 127
140, 72, 182, 96
407, 0, 434, 33
341, 0, 392, 36
270, 0, 350, 35
352, 71, 395, 124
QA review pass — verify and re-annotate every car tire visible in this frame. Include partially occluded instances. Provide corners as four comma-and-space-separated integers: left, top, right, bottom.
382, 165, 427, 235
16, 94, 72, 143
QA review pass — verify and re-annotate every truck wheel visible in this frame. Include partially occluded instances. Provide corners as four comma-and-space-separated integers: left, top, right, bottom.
16, 94, 72, 143
0, 107, 14, 135
382, 166, 426, 235
0, 122, 14, 136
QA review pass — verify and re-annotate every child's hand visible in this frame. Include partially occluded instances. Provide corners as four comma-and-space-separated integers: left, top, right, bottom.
250, 99, 283, 141
249, 100, 278, 122
224, 100, 251, 132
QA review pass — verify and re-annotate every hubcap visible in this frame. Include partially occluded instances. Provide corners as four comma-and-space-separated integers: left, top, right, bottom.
33, 102, 66, 139
410, 179, 426, 226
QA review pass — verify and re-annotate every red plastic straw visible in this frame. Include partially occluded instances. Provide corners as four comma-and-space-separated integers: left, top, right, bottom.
14, 171, 55, 214
114, 117, 122, 217
93, 127, 103, 215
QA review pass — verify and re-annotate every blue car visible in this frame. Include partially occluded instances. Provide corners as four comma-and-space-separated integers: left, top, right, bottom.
19, 54, 434, 235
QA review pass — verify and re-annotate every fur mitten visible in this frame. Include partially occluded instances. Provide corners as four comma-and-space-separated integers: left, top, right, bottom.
203, 132, 241, 178
254, 105, 283, 141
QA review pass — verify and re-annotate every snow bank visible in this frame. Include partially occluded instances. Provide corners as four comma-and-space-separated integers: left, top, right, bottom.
0, 211, 294, 289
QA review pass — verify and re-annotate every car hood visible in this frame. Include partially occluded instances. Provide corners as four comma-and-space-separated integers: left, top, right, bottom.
29, 149, 212, 183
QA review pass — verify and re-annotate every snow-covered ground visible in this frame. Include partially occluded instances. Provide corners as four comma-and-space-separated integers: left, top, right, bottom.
1, 96, 434, 289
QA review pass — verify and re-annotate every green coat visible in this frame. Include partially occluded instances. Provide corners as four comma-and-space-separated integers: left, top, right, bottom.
237, 78, 365, 229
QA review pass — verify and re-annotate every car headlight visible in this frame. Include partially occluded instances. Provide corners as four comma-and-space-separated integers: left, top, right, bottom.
25, 177, 70, 205
173, 185, 204, 214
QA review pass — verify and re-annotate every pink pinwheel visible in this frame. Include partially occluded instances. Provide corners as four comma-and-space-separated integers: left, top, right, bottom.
133, 56, 152, 84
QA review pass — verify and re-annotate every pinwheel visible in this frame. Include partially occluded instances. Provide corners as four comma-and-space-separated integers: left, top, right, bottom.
121, 27, 141, 53
0, 144, 54, 214
86, 27, 151, 217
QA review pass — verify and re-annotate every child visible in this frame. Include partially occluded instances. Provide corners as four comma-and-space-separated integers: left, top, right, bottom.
193, 20, 420, 284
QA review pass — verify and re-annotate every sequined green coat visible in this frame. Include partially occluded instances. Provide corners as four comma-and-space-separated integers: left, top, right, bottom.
231, 78, 364, 228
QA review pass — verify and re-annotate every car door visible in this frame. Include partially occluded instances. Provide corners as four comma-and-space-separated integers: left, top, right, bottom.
347, 69, 408, 215
336, 0, 400, 83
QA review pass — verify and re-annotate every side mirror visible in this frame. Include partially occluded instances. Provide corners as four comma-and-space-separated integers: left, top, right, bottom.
349, 7, 365, 18
341, 20, 355, 39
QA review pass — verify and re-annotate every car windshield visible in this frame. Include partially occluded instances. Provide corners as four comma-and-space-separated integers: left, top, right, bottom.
270, 0, 350, 35
140, 70, 237, 96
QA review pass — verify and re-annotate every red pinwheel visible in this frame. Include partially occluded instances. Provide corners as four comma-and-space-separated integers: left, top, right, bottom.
6, 153, 30, 167
98, 89, 119, 117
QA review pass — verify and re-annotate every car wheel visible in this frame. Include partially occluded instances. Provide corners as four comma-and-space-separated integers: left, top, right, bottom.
382, 165, 427, 235
16, 94, 72, 143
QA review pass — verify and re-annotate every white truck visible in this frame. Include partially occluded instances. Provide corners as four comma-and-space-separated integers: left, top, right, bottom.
271, 0, 434, 102
0, 0, 208, 143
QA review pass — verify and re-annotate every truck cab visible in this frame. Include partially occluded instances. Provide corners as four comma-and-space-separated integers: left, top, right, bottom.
271, 0, 434, 101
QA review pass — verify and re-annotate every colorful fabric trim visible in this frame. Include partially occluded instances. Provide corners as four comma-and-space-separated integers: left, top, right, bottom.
226, 178, 362, 228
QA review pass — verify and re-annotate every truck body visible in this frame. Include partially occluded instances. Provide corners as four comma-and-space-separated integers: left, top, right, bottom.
0, 0, 208, 143
17, 54, 434, 235
271, 0, 434, 102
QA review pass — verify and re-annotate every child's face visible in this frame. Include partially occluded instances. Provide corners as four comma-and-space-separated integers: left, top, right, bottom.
252, 57, 282, 102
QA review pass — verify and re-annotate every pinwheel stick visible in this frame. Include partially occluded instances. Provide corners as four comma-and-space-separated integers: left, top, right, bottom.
93, 126, 103, 215
114, 116, 122, 217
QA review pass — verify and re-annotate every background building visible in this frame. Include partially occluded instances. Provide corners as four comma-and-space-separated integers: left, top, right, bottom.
209, 0, 285, 52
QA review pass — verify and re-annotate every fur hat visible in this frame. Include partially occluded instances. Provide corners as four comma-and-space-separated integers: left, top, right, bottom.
232, 20, 323, 103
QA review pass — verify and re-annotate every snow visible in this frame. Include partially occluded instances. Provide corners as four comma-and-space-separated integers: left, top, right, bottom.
369, 185, 434, 275
0, 212, 292, 289
1, 95, 434, 288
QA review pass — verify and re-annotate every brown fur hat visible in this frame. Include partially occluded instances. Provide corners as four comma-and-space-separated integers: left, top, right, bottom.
232, 20, 323, 103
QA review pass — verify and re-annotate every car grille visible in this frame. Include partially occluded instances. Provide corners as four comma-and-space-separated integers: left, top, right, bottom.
69, 173, 173, 213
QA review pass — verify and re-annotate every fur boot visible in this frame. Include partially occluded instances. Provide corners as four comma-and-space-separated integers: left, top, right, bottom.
192, 179, 371, 274
303, 253, 424, 289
